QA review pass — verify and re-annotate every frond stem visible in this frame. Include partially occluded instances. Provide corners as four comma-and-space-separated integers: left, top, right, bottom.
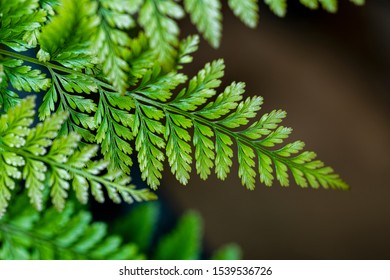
0, 49, 116, 91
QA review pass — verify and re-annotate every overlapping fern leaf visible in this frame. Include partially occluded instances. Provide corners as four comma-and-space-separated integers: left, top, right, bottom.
0, 0, 47, 51
0, 96, 156, 217
0, 0, 350, 200
127, 59, 348, 190
0, 194, 143, 260
0, 196, 240, 260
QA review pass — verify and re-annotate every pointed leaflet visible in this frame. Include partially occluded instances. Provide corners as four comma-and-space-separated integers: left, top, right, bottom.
93, 0, 143, 92
38, 0, 99, 69
228, 0, 259, 28
0, 0, 46, 51
184, 0, 222, 48
139, 0, 184, 67
265, 0, 287, 17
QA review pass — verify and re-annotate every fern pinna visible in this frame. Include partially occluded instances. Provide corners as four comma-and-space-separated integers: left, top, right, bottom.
0, 0, 350, 211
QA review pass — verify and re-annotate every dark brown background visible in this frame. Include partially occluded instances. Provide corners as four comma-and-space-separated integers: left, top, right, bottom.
160, 0, 390, 259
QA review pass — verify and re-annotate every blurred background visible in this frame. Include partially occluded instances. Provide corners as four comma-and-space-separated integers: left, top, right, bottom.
157, 0, 390, 259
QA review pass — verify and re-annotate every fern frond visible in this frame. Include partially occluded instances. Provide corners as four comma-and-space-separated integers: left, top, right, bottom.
265, 0, 287, 17
95, 87, 135, 174
0, 55, 50, 111
228, 0, 259, 29
37, 0, 99, 69
318, 0, 337, 12
92, 0, 142, 92
1, 57, 51, 93
0, 63, 18, 111
0, 195, 143, 260
139, 0, 184, 67
40, 0, 60, 15
39, 70, 97, 141
299, 0, 320, 9
184, 0, 222, 48
0, 0, 47, 51
127, 32, 156, 86
0, 96, 156, 216
127, 60, 348, 191
176, 35, 200, 67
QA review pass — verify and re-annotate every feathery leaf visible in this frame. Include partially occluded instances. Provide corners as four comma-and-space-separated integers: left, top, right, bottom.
0, 97, 156, 216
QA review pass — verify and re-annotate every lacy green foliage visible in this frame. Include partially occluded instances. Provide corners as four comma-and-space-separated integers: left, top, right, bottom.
0, 195, 143, 260
0, 0, 47, 51
0, 0, 351, 200
0, 55, 50, 111
228, 0, 259, 29
0, 0, 364, 93
0, 56, 348, 192
139, 0, 184, 67
128, 59, 349, 190
93, 0, 142, 92
0, 198, 241, 260
184, 0, 222, 48
0, 97, 156, 217
37, 0, 99, 69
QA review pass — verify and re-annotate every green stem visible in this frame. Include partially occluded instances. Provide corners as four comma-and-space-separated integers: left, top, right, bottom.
0, 49, 116, 91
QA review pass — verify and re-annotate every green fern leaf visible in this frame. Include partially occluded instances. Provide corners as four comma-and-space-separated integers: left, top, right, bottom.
0, 0, 47, 51
92, 0, 142, 92
228, 0, 259, 28
177, 35, 200, 66
127, 33, 156, 86
170, 59, 224, 111
0, 62, 19, 111
0, 96, 156, 216
0, 195, 143, 260
165, 112, 192, 184
128, 60, 348, 191
1, 58, 51, 92
300, 0, 319, 9
37, 0, 99, 69
40, 0, 60, 15
265, 0, 287, 17
39, 71, 97, 142
139, 0, 184, 67
319, 0, 337, 12
154, 211, 202, 260
184, 0, 222, 48
95, 89, 135, 173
